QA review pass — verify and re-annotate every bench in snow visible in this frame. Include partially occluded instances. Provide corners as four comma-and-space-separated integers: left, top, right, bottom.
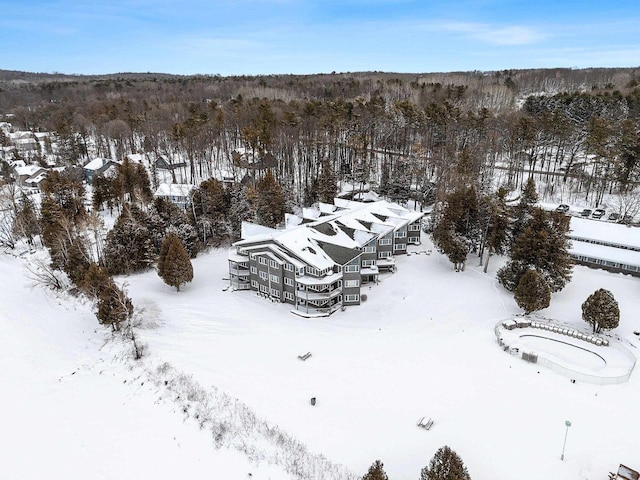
417, 417, 434, 430
298, 352, 312, 361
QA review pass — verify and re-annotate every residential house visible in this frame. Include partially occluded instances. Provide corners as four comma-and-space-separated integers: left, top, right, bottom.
13, 164, 45, 186
154, 183, 195, 210
83, 158, 118, 185
228, 199, 423, 316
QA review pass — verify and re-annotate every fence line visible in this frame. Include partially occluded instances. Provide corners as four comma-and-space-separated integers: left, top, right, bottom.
495, 317, 636, 385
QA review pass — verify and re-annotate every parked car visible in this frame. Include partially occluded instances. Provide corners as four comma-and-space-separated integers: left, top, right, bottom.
555, 204, 570, 213
592, 208, 606, 219
608, 212, 620, 221
621, 215, 633, 224
580, 208, 592, 217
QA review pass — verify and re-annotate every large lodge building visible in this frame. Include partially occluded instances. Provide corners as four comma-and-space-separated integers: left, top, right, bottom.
228, 197, 423, 316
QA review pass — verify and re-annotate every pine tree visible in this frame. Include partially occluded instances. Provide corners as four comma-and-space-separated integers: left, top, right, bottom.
431, 185, 479, 271
362, 460, 389, 480
158, 234, 193, 292
228, 185, 254, 240
255, 171, 286, 228
317, 159, 338, 204
103, 204, 154, 275
13, 192, 40, 246
582, 289, 620, 333
96, 283, 133, 331
80, 262, 114, 299
514, 269, 550, 314
420, 446, 471, 480
510, 177, 538, 244
497, 208, 572, 292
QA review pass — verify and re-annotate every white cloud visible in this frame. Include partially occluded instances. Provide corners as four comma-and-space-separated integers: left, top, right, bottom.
442, 21, 545, 45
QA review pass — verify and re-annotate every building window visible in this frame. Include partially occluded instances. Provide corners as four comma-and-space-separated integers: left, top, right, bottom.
284, 263, 294, 272
284, 291, 295, 301
306, 266, 321, 277
258, 257, 267, 265
345, 294, 359, 302
259, 271, 268, 280
408, 237, 420, 244
284, 277, 294, 286
251, 280, 259, 288
270, 288, 280, 298
344, 264, 360, 273
362, 259, 376, 267
378, 251, 392, 258
297, 267, 305, 276
409, 224, 421, 231
250, 266, 257, 274
260, 284, 268, 293
394, 244, 407, 251
394, 230, 407, 238
363, 246, 376, 253
344, 279, 359, 288
379, 238, 392, 245
269, 260, 279, 269
270, 274, 279, 284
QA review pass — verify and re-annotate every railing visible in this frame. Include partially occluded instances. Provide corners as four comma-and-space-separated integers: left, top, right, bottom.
295, 287, 342, 301
229, 266, 250, 276
495, 317, 636, 385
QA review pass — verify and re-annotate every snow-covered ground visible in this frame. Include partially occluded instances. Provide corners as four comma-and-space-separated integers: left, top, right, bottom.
116, 233, 639, 480
3, 230, 639, 479
0, 253, 292, 480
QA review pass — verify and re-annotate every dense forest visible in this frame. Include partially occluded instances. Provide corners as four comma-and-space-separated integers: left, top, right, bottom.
1, 67, 639, 209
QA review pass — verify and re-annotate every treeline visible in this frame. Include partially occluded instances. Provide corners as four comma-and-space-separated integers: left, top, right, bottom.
2, 67, 639, 209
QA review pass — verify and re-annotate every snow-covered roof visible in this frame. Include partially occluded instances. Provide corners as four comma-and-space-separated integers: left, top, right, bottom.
83, 158, 114, 171
241, 222, 278, 239
154, 183, 195, 198
15, 165, 43, 177
235, 198, 422, 270
569, 217, 640, 250
570, 240, 640, 267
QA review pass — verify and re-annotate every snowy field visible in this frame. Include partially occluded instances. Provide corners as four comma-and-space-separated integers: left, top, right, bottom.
0, 253, 292, 480
2, 231, 639, 480
117, 233, 639, 480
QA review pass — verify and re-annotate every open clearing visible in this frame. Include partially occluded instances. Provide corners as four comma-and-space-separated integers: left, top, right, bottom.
121, 234, 640, 480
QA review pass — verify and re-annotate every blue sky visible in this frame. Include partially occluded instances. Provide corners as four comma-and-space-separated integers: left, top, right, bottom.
1, 0, 639, 75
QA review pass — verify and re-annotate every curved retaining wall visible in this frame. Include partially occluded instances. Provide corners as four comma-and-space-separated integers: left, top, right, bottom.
495, 317, 636, 385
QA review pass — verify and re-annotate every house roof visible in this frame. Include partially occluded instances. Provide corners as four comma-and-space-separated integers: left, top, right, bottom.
154, 183, 195, 198
83, 158, 114, 171
15, 165, 43, 177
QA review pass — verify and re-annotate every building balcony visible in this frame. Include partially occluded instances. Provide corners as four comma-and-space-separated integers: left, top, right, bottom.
229, 266, 250, 276
295, 286, 342, 301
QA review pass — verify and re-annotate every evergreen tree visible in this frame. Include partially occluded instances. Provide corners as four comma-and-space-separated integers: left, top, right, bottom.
510, 177, 538, 245
103, 204, 154, 275
431, 185, 480, 270
80, 262, 114, 299
362, 460, 389, 480
13, 192, 40, 246
387, 159, 412, 204
497, 208, 572, 292
228, 184, 254, 240
582, 288, 620, 333
255, 171, 286, 228
482, 188, 510, 273
96, 283, 133, 331
317, 159, 338, 204
158, 233, 193, 292
420, 446, 471, 480
514, 269, 550, 314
